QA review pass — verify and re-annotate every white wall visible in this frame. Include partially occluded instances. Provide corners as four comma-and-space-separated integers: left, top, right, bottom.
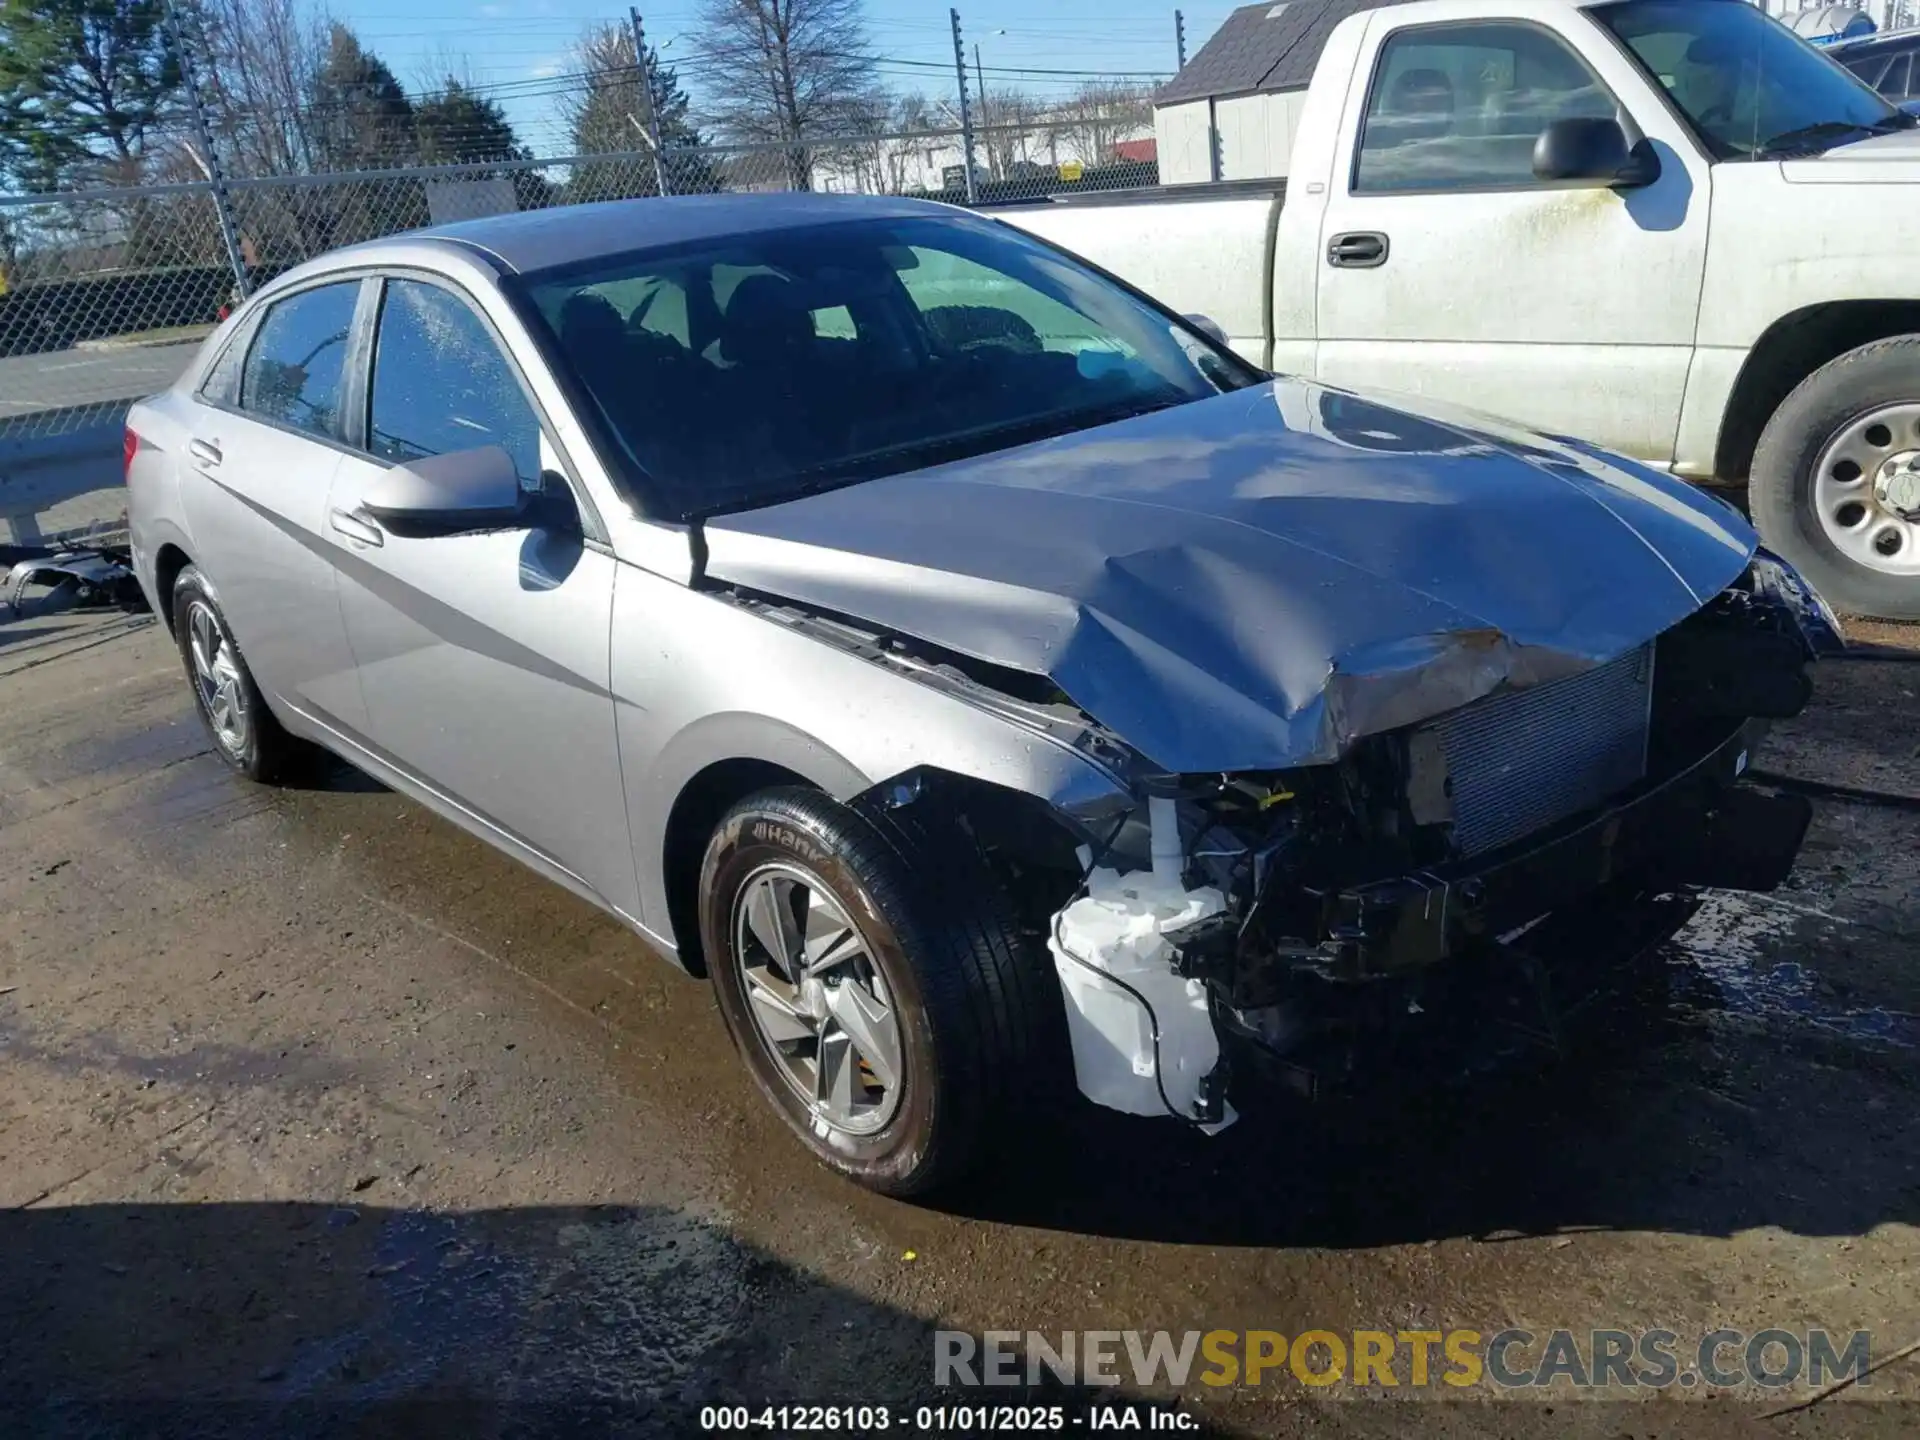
1153, 88, 1307, 186
1155, 99, 1216, 185
1214, 89, 1308, 181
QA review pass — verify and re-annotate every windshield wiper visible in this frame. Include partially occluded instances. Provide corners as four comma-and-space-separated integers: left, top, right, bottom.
1755, 119, 1886, 157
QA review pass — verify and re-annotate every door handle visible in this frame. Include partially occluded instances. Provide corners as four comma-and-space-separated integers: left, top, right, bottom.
188, 438, 223, 467
1327, 231, 1390, 269
329, 505, 385, 548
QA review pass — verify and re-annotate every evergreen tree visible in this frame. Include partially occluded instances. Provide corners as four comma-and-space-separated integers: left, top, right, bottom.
309, 22, 415, 171
0, 0, 181, 189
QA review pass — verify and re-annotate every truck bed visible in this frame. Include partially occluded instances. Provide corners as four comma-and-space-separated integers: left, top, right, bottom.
991, 181, 1288, 368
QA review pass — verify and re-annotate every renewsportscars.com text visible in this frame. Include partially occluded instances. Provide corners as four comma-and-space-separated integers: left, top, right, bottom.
935, 1328, 1873, 1392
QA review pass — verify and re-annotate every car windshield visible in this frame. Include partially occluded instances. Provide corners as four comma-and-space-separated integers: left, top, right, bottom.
520, 213, 1258, 518
1593, 0, 1907, 158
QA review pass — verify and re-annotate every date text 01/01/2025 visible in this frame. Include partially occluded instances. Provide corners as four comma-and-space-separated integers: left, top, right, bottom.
698, 1403, 1199, 1431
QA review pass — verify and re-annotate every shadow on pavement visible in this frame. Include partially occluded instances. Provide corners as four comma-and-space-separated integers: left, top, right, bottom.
941, 949, 1920, 1251
2, 1199, 1222, 1439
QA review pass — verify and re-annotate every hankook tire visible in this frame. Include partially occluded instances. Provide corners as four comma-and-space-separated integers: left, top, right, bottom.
699, 785, 1060, 1195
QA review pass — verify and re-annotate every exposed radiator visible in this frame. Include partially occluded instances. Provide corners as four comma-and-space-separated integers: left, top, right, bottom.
1424, 643, 1655, 858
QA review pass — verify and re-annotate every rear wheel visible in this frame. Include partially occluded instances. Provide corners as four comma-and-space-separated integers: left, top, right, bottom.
699, 785, 1061, 1195
1751, 336, 1920, 620
170, 565, 312, 784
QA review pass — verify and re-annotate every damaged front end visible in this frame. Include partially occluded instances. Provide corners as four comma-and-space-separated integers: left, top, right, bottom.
1044, 554, 1833, 1126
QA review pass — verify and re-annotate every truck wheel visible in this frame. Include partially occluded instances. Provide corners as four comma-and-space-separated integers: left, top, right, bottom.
1751, 336, 1920, 620
698, 785, 1059, 1196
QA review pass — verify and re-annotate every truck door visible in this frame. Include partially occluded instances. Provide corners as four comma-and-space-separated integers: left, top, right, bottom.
1312, 12, 1708, 464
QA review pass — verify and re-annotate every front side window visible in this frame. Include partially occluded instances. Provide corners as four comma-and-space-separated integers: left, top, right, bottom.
368, 279, 542, 486
522, 214, 1257, 518
240, 282, 360, 438
1354, 22, 1617, 191
1595, 0, 1906, 158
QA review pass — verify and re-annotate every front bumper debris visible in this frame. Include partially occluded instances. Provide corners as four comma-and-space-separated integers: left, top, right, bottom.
1304, 721, 1810, 979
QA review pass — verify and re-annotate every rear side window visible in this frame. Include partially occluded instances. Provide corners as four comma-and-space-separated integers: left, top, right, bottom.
1354, 22, 1617, 192
1882, 52, 1913, 101
198, 314, 256, 406
367, 279, 541, 486
240, 282, 361, 438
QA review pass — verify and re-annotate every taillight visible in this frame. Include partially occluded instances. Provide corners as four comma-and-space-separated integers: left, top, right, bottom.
123, 426, 139, 480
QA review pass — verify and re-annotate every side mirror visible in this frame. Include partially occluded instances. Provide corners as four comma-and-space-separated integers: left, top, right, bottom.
1531, 117, 1661, 189
362, 445, 526, 537
1184, 313, 1230, 347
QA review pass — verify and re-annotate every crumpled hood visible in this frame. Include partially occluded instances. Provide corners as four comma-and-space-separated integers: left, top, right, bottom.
703, 378, 1756, 774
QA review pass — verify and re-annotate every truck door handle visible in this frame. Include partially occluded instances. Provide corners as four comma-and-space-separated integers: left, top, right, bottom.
1327, 231, 1389, 269
188, 438, 223, 468
329, 506, 385, 548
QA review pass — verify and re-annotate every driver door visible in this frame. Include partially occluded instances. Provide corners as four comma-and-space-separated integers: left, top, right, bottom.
325, 275, 635, 915
1312, 13, 1710, 462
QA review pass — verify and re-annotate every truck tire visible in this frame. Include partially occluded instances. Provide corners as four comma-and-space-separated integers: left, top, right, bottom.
1751, 336, 1920, 620
698, 785, 1060, 1196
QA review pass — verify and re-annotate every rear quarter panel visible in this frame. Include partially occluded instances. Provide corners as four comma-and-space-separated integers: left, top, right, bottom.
125, 389, 202, 619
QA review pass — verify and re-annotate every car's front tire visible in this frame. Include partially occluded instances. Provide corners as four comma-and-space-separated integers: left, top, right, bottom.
699, 785, 1060, 1195
1751, 336, 1920, 620
171, 565, 311, 784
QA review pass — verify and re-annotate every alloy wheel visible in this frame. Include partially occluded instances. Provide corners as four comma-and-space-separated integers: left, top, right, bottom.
186, 599, 250, 757
731, 863, 905, 1137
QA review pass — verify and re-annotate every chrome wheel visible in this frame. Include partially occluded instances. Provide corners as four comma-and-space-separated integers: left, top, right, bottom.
1812, 401, 1920, 577
186, 598, 249, 756
731, 864, 904, 1137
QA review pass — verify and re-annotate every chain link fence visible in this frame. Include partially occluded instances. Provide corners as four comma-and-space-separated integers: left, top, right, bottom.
0, 128, 1155, 541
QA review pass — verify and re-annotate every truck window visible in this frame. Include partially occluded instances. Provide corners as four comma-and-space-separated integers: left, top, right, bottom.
1353, 22, 1617, 192
1594, 0, 1901, 160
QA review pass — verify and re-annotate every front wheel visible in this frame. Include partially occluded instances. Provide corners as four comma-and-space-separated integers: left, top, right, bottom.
699, 786, 1061, 1196
1751, 336, 1920, 620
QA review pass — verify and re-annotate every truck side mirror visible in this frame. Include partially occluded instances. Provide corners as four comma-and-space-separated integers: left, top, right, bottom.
1532, 117, 1661, 189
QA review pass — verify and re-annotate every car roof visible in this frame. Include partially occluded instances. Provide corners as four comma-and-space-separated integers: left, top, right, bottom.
372, 192, 957, 277
1834, 29, 1920, 56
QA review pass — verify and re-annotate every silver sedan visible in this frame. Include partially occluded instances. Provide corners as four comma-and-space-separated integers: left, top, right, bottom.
128, 193, 1833, 1193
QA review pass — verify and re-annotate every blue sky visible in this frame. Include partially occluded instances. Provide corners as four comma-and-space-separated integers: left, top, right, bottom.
330, 0, 1245, 153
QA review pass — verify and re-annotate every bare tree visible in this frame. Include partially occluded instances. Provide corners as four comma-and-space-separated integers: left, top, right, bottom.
974, 85, 1043, 180
816, 88, 940, 194
694, 0, 876, 188
189, 0, 332, 179
1045, 80, 1152, 167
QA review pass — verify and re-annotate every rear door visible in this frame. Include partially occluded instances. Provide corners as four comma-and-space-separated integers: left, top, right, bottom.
1312, 11, 1711, 463
325, 274, 631, 910
181, 277, 370, 733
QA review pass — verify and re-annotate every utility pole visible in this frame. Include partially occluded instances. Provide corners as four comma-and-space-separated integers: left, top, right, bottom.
161, 0, 250, 298
973, 42, 994, 179
628, 8, 672, 196
950, 9, 978, 203
1175, 9, 1188, 69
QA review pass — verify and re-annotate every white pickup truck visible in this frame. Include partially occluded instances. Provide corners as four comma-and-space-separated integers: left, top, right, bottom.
1001, 0, 1920, 618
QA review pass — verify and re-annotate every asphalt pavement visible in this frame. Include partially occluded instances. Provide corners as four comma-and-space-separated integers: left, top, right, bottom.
1, 609, 1917, 1437
0, 340, 201, 421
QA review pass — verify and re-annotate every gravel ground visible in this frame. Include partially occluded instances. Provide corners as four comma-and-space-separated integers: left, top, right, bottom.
0, 609, 1916, 1438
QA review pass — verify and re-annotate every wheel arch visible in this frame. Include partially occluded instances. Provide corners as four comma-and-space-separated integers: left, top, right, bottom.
1716, 301, 1920, 484
655, 753, 1100, 980
660, 756, 820, 978
151, 540, 196, 636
